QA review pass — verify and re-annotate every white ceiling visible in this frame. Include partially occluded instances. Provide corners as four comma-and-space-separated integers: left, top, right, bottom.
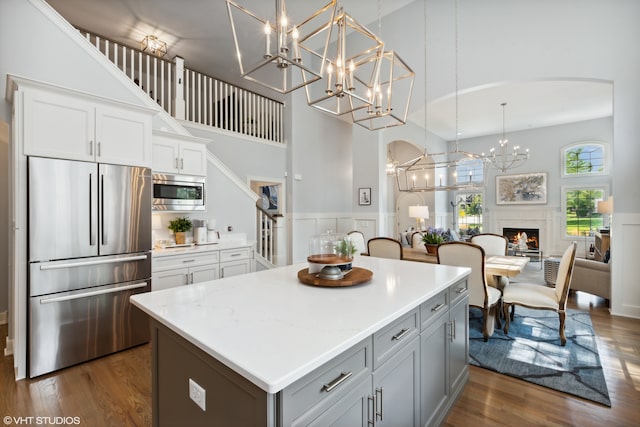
44, 0, 613, 141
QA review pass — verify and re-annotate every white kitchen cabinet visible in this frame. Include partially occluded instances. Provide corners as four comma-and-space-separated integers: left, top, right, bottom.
219, 247, 254, 278
153, 131, 208, 176
21, 84, 152, 167
152, 249, 219, 291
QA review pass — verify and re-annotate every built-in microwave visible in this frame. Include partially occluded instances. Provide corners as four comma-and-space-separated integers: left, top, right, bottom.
152, 173, 205, 211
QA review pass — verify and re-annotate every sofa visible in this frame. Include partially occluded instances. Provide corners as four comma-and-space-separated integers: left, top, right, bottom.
570, 257, 611, 301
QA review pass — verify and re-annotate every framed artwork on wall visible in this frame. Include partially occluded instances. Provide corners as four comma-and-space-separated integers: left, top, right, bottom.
359, 188, 371, 205
496, 172, 547, 205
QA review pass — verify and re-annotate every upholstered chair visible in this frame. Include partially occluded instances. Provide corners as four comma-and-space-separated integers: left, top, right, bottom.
471, 233, 510, 291
502, 242, 577, 346
347, 230, 367, 255
437, 242, 502, 341
367, 237, 403, 260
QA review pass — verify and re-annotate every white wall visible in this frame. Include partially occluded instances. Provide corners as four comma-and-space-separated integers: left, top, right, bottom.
373, 0, 639, 318
0, 120, 8, 316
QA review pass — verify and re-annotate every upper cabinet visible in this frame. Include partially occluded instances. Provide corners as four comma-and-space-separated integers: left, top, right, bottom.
17, 81, 153, 167
152, 130, 208, 176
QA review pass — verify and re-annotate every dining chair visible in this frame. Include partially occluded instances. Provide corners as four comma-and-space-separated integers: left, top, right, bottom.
411, 231, 424, 248
367, 237, 403, 260
471, 233, 510, 291
437, 241, 502, 341
502, 242, 577, 346
470, 233, 509, 256
346, 230, 367, 255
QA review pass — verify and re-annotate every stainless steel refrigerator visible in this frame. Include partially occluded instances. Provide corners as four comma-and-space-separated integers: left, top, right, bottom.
28, 156, 152, 378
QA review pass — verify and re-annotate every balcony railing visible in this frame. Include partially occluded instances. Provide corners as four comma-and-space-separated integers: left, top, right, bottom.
80, 30, 284, 144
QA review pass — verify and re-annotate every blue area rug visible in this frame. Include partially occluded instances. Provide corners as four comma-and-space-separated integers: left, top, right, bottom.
469, 306, 611, 406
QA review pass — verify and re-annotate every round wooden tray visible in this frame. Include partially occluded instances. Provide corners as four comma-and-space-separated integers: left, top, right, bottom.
307, 254, 353, 265
298, 267, 373, 287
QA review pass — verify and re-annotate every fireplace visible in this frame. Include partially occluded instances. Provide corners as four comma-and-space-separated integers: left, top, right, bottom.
503, 227, 539, 250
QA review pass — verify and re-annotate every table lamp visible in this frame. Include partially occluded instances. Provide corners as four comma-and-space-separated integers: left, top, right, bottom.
409, 205, 430, 231
597, 196, 613, 231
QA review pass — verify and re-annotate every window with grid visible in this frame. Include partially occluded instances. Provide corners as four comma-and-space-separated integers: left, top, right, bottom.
563, 187, 605, 237
563, 143, 606, 176
455, 192, 483, 234
455, 158, 484, 184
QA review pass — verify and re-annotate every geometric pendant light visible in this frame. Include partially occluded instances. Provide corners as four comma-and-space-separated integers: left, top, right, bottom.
226, 0, 337, 94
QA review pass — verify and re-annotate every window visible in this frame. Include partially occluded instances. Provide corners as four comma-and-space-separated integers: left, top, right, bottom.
455, 158, 484, 184
454, 192, 483, 234
562, 186, 606, 237
563, 142, 606, 176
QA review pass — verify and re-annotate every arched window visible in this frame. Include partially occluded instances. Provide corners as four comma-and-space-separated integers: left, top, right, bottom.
562, 142, 607, 176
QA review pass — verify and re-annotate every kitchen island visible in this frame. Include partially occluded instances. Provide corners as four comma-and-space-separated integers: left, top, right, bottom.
131, 255, 471, 427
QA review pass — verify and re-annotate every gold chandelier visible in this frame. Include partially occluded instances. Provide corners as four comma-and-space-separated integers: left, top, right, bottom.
303, 7, 384, 116
226, 0, 337, 94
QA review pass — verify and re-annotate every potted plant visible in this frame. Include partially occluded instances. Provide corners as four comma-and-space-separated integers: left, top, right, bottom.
334, 237, 358, 271
168, 216, 192, 244
422, 227, 447, 254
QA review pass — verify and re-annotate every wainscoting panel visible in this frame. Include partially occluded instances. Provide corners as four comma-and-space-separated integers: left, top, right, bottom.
612, 213, 640, 318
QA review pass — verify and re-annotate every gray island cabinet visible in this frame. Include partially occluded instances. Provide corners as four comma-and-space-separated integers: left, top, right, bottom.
131, 256, 470, 427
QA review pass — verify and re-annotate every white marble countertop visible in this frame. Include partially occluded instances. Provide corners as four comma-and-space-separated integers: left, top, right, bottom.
152, 241, 255, 257
131, 255, 470, 393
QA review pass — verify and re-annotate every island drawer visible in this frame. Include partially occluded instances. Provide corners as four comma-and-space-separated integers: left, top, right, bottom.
152, 251, 219, 272
220, 247, 252, 262
279, 337, 372, 425
373, 308, 419, 369
420, 290, 448, 331
449, 278, 468, 305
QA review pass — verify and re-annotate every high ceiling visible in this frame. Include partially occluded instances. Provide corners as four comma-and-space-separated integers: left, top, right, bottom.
44, 0, 613, 141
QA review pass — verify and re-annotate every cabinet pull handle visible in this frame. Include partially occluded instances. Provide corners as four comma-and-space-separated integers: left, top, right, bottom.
431, 303, 445, 312
189, 272, 194, 284
175, 158, 179, 169
89, 140, 93, 156
392, 327, 410, 341
456, 287, 466, 294
367, 395, 376, 426
322, 371, 353, 393
184, 273, 189, 285
181, 158, 184, 169
182, 259, 196, 263
97, 141, 101, 157
375, 387, 383, 421
453, 318, 457, 341
230, 253, 241, 257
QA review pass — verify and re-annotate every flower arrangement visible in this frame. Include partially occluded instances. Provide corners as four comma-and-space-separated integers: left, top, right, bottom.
421, 227, 447, 245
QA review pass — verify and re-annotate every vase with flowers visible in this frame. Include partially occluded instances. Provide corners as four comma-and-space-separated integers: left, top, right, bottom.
422, 227, 447, 254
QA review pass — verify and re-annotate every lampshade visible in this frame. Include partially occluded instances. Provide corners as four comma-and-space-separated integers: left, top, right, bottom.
409, 205, 430, 219
226, 0, 337, 94
597, 197, 613, 214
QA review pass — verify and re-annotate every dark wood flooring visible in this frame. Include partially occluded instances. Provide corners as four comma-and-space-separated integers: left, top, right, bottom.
1, 291, 638, 426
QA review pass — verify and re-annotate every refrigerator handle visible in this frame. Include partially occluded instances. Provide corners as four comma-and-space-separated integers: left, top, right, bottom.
39, 282, 148, 304
101, 173, 107, 245
89, 172, 96, 246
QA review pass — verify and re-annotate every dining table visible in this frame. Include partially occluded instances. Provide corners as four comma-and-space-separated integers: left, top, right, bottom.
401, 247, 529, 278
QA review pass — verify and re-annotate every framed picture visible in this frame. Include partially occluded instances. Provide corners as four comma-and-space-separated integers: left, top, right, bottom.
496, 172, 547, 205
358, 187, 371, 205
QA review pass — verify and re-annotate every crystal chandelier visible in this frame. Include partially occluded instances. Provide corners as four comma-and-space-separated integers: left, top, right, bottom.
303, 7, 384, 116
226, 0, 337, 94
485, 102, 530, 172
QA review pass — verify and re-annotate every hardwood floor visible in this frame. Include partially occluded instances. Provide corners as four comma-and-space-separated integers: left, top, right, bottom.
1, 291, 638, 426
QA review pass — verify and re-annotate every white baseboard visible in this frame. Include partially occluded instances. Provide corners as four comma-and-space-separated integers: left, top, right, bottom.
0, 310, 6, 325
4, 337, 13, 357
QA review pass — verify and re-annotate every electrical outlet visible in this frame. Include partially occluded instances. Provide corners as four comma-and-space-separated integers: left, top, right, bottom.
189, 378, 206, 411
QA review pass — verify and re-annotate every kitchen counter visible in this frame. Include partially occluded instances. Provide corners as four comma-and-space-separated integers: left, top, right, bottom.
152, 240, 254, 258
131, 255, 470, 393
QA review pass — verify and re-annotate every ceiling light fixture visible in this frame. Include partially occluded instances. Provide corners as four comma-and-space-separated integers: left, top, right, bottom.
484, 102, 530, 172
352, 0, 414, 130
386, 146, 398, 175
396, 0, 484, 193
226, 0, 337, 94
303, 7, 384, 117
141, 35, 167, 58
